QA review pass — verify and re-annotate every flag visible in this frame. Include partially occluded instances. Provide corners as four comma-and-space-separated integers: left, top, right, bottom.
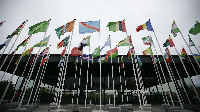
137, 55, 142, 67
171, 20, 180, 37
6, 50, 16, 61
98, 56, 108, 63
165, 48, 171, 56
39, 47, 50, 56
163, 37, 175, 47
92, 46, 100, 57
22, 47, 34, 57
0, 21, 5, 27
117, 35, 133, 47
81, 54, 92, 62
142, 36, 153, 45
188, 35, 195, 47
121, 56, 124, 68
15, 35, 31, 51
193, 54, 200, 62
180, 48, 187, 60
41, 54, 49, 66
136, 20, 154, 32
30, 54, 36, 65
78, 36, 90, 51
79, 21, 100, 34
127, 47, 135, 58
106, 46, 118, 58
107, 20, 126, 32
55, 20, 75, 39
57, 36, 70, 49
189, 21, 200, 35
100, 36, 111, 51
58, 47, 66, 67
7, 21, 26, 39
74, 56, 78, 68
33, 35, 50, 47
28, 20, 50, 35
0, 38, 11, 50
164, 53, 171, 63
152, 56, 158, 65
142, 47, 153, 55
71, 47, 83, 56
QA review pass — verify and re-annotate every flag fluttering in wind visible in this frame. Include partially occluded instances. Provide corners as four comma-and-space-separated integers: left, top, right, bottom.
7, 21, 26, 39
127, 47, 135, 58
136, 20, 154, 32
71, 47, 83, 56
193, 54, 200, 62
55, 20, 75, 39
0, 38, 11, 50
106, 46, 118, 58
188, 35, 195, 47
15, 36, 31, 51
39, 47, 50, 57
81, 54, 92, 62
78, 36, 90, 51
33, 35, 50, 47
163, 36, 175, 47
171, 20, 180, 37
189, 21, 200, 35
117, 35, 132, 47
180, 47, 187, 60
57, 36, 70, 49
79, 21, 100, 34
28, 20, 50, 35
164, 53, 171, 63
165, 48, 171, 56
98, 56, 108, 63
92, 46, 100, 58
152, 56, 158, 65
16, 47, 34, 65
107, 20, 126, 32
0, 21, 5, 27
142, 47, 153, 55
41, 54, 50, 66
137, 55, 142, 67
121, 56, 124, 68
100, 36, 111, 51
58, 47, 66, 67
142, 36, 153, 45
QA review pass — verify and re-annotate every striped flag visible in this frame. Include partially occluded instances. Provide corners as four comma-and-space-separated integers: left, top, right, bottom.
107, 20, 126, 32
33, 35, 50, 47
117, 35, 132, 46
0, 38, 12, 50
79, 21, 100, 34
39, 47, 50, 57
81, 54, 92, 62
7, 21, 26, 39
41, 54, 50, 66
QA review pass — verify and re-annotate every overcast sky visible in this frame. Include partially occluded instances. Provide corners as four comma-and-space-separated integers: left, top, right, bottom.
0, 0, 200, 87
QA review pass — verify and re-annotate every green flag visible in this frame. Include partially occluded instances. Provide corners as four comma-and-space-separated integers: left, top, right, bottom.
92, 46, 100, 57
28, 20, 50, 35
189, 21, 200, 35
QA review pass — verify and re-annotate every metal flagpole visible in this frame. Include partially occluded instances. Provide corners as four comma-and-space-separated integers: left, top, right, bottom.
0, 21, 27, 60
18, 19, 51, 108
0, 35, 32, 104
98, 19, 102, 110
188, 35, 200, 54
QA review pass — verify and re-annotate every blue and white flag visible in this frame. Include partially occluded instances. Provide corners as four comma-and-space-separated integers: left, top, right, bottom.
79, 21, 100, 34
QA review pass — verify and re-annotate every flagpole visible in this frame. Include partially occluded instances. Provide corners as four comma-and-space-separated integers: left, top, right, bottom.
173, 43, 200, 102
0, 20, 28, 60
0, 34, 33, 104
18, 19, 51, 108
99, 19, 102, 110
151, 19, 184, 109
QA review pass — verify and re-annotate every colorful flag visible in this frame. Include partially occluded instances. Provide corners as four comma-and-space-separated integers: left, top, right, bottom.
180, 47, 187, 60
92, 46, 100, 58
136, 20, 154, 32
0, 21, 5, 27
0, 38, 12, 50
117, 35, 133, 47
152, 56, 158, 65
171, 20, 180, 37
165, 48, 171, 56
164, 53, 171, 63
33, 35, 50, 47
28, 20, 50, 35
39, 47, 50, 57
7, 21, 26, 39
189, 21, 200, 35
71, 47, 83, 56
30, 54, 36, 65
41, 54, 50, 66
79, 21, 100, 34
121, 56, 124, 68
106, 46, 118, 58
163, 37, 175, 47
193, 54, 200, 62
81, 54, 92, 62
98, 56, 108, 63
142, 36, 153, 45
137, 55, 142, 67
58, 47, 66, 67
142, 47, 153, 55
74, 56, 78, 68
107, 20, 126, 32
78, 36, 91, 51
188, 35, 195, 47
127, 47, 135, 58
57, 36, 70, 49
22, 47, 34, 57
55, 20, 75, 39
15, 35, 31, 51
100, 36, 111, 51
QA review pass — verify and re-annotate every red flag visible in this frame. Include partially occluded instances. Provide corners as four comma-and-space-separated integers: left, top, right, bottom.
71, 47, 83, 56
